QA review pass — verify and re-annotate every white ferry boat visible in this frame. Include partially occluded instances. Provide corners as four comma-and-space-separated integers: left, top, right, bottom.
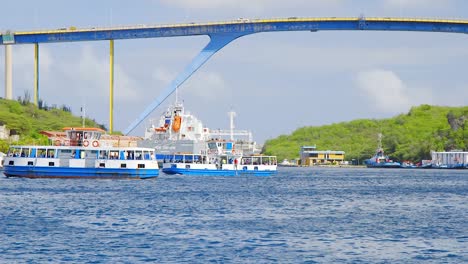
162, 138, 277, 176
3, 127, 159, 179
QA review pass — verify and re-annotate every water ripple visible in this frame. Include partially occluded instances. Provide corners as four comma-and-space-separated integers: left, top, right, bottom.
0, 168, 467, 263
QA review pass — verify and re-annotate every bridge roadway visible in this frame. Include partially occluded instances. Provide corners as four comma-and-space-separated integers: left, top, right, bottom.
2, 17, 468, 134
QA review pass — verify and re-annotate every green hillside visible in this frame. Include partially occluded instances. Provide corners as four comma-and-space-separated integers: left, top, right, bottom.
263, 105, 468, 163
0, 98, 106, 152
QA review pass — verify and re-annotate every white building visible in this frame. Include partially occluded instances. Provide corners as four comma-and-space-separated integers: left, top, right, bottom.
0, 125, 10, 140
431, 151, 468, 166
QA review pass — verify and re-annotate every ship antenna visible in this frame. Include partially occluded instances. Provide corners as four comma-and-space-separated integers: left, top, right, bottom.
81, 103, 86, 128
377, 133, 382, 150
228, 108, 236, 141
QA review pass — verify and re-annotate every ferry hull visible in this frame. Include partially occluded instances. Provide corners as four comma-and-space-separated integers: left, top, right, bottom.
162, 167, 275, 176
4, 166, 159, 179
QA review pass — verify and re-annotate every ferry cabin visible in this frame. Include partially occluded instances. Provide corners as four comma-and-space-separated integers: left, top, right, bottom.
4, 146, 159, 179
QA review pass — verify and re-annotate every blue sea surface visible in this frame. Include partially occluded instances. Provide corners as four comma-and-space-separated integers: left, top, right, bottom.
0, 167, 467, 263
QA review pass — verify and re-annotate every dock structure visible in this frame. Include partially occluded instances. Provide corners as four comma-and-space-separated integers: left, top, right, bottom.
2, 17, 468, 133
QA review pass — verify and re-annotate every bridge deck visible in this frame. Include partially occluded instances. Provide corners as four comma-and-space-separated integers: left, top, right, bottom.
2, 17, 468, 44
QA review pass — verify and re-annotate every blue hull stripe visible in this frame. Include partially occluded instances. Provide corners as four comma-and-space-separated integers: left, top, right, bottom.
162, 168, 276, 176
4, 166, 159, 179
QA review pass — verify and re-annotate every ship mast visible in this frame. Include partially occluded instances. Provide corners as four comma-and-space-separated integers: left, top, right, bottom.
228, 109, 236, 141
377, 133, 383, 150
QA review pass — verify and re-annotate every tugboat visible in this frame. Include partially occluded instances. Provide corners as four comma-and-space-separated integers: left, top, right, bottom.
364, 133, 401, 168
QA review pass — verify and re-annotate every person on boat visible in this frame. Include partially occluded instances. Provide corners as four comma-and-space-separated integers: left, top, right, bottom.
234, 158, 238, 169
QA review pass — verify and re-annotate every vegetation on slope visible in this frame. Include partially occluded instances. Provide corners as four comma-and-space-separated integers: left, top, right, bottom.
0, 98, 106, 153
263, 105, 468, 163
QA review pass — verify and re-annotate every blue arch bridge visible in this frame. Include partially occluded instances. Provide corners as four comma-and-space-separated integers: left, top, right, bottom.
1, 17, 467, 134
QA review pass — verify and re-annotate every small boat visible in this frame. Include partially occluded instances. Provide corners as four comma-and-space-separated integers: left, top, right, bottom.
365, 133, 401, 168
162, 138, 277, 176
3, 127, 159, 179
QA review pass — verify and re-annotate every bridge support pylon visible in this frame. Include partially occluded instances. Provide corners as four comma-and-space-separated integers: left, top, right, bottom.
4, 45, 12, 100
123, 33, 246, 135
109, 39, 114, 133
34, 43, 39, 106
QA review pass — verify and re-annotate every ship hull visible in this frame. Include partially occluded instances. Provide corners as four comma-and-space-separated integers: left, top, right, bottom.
4, 165, 159, 179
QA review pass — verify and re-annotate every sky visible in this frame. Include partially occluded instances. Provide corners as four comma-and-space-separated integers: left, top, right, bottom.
0, 0, 468, 144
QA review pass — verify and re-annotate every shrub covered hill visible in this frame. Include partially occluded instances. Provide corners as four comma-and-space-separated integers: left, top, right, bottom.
262, 105, 468, 163
0, 98, 106, 153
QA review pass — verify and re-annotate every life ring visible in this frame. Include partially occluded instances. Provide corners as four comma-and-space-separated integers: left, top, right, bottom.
83, 140, 89, 147
92, 141, 99, 147
54, 140, 61, 146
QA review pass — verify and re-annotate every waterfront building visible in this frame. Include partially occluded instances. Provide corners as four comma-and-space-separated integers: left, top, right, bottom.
300, 145, 345, 166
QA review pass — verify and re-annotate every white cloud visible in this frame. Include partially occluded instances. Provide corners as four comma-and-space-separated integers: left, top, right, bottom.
181, 71, 229, 101
384, 0, 449, 9
151, 66, 229, 101
152, 67, 176, 85
160, 0, 344, 10
73, 46, 139, 102
355, 69, 412, 113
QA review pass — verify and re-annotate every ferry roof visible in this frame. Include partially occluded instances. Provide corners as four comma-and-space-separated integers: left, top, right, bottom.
62, 127, 106, 132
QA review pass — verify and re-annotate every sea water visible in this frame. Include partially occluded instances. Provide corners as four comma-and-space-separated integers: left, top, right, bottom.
0, 167, 466, 263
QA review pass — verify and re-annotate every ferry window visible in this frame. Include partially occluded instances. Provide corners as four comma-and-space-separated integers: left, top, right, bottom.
48, 162, 55, 166
175, 155, 183, 163
109, 150, 119, 159
8, 147, 20, 157
120, 163, 127, 168
143, 151, 150, 160
98, 150, 108, 159
37, 149, 47, 158
252, 157, 260, 165
127, 151, 135, 160
21, 148, 30, 157
184, 155, 193, 163
138, 164, 145, 168
28, 161, 33, 166
47, 149, 55, 158
135, 150, 143, 160
99, 163, 105, 168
